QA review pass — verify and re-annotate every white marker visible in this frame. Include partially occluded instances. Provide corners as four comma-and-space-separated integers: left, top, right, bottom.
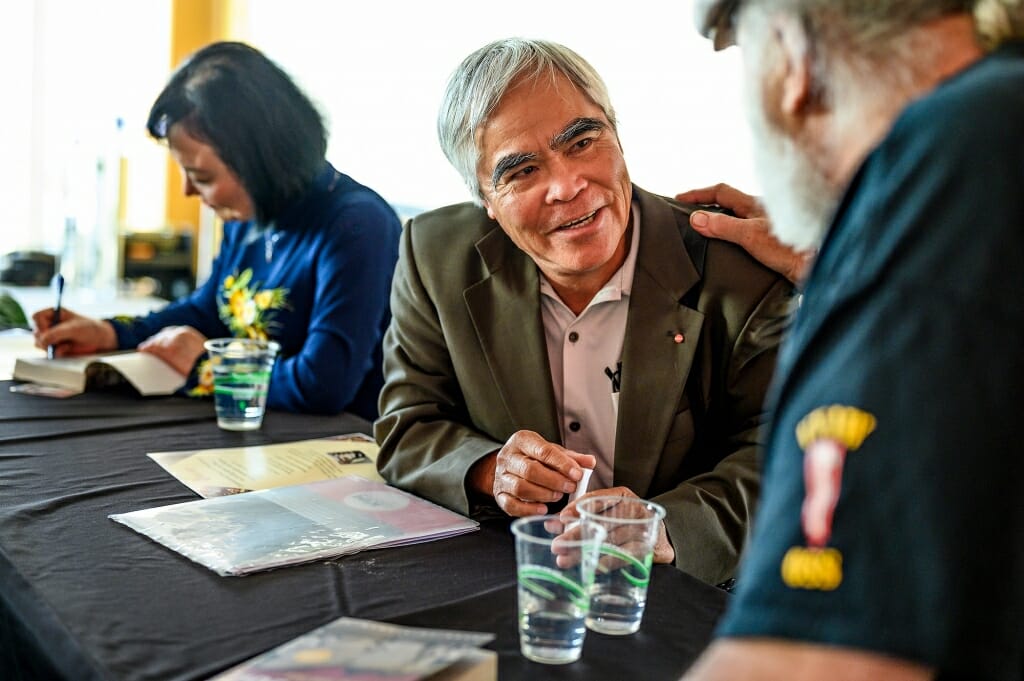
569, 467, 593, 502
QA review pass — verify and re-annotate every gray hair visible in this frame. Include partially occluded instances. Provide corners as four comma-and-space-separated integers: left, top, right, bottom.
437, 38, 618, 205
746, 1, 973, 52
736, 1, 979, 126
976, 0, 1024, 47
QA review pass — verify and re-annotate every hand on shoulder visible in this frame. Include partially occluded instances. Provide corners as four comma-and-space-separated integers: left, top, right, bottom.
677, 183, 814, 285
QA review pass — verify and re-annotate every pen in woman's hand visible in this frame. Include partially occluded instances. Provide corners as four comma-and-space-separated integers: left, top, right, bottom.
47, 273, 65, 359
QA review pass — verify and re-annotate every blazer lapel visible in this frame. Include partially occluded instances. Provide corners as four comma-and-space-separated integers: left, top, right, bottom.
464, 227, 561, 444
614, 188, 705, 493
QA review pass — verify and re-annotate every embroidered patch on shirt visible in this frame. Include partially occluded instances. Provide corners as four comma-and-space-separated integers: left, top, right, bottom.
781, 404, 876, 591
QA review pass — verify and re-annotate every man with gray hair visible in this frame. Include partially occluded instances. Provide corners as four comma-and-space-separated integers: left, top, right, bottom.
374, 38, 794, 585
682, 1, 1023, 679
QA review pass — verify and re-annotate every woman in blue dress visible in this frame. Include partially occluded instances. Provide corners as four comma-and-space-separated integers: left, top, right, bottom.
32, 42, 401, 419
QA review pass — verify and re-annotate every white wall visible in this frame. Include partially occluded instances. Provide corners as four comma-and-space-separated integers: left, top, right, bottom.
244, 0, 757, 215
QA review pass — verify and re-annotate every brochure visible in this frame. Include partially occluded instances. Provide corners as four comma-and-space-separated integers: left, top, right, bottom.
109, 476, 479, 576
148, 433, 383, 498
210, 616, 496, 681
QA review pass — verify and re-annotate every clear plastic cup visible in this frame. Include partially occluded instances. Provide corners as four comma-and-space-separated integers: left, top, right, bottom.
576, 496, 666, 635
511, 515, 606, 664
203, 338, 280, 431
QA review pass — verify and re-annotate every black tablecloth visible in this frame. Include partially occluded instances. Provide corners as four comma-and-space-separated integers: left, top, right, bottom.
0, 382, 216, 443
391, 565, 726, 681
0, 383, 728, 680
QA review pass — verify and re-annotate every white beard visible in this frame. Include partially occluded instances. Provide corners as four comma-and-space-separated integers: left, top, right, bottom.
745, 76, 838, 251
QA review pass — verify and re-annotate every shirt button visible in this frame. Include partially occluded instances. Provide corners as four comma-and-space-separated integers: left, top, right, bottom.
569, 421, 581, 432
568, 331, 579, 343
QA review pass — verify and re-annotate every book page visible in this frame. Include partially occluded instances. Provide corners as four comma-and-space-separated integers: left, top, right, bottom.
12, 354, 93, 392
97, 352, 186, 395
12, 350, 185, 396
149, 434, 382, 498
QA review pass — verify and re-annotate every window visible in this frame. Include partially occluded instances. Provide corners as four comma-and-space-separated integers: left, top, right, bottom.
243, 0, 758, 216
0, 1, 171, 271
2, 0, 757, 270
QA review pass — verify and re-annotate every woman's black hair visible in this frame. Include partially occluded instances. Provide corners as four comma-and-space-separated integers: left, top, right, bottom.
146, 41, 327, 223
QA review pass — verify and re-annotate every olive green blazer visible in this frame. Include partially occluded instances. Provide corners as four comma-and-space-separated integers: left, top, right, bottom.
375, 185, 794, 584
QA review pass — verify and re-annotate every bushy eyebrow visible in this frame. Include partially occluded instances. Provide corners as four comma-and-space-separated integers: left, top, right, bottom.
491, 152, 536, 190
551, 117, 606, 148
489, 117, 607, 190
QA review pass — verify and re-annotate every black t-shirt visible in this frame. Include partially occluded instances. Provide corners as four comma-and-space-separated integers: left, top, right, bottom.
717, 42, 1024, 681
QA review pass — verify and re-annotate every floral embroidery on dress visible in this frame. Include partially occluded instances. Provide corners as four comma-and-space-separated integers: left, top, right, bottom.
188, 358, 216, 397
188, 268, 288, 397
218, 268, 288, 340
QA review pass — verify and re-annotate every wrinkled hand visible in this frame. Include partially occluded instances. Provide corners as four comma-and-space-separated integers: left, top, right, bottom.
562, 487, 675, 565
469, 430, 596, 517
32, 307, 118, 357
137, 326, 207, 376
676, 183, 814, 285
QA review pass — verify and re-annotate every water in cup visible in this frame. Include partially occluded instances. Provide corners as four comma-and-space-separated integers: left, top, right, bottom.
211, 361, 271, 430
518, 583, 588, 664
204, 338, 280, 431
576, 496, 665, 635
587, 582, 647, 635
512, 516, 605, 665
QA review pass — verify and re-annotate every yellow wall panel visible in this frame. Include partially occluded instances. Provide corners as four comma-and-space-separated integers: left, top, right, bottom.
164, 0, 245, 237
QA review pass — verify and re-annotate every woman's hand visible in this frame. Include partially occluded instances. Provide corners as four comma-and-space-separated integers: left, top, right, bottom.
32, 307, 118, 357
138, 326, 208, 376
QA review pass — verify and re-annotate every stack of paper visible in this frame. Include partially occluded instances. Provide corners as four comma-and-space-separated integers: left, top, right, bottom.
110, 476, 479, 576
210, 617, 496, 681
147, 433, 383, 498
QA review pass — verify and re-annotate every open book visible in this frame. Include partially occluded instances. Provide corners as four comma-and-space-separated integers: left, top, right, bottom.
210, 616, 496, 681
148, 433, 383, 498
109, 476, 479, 576
12, 351, 186, 396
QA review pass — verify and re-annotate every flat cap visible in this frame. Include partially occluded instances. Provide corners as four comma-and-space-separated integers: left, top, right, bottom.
694, 0, 742, 50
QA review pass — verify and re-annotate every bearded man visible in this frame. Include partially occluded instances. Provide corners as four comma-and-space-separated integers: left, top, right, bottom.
681, 1, 1024, 680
